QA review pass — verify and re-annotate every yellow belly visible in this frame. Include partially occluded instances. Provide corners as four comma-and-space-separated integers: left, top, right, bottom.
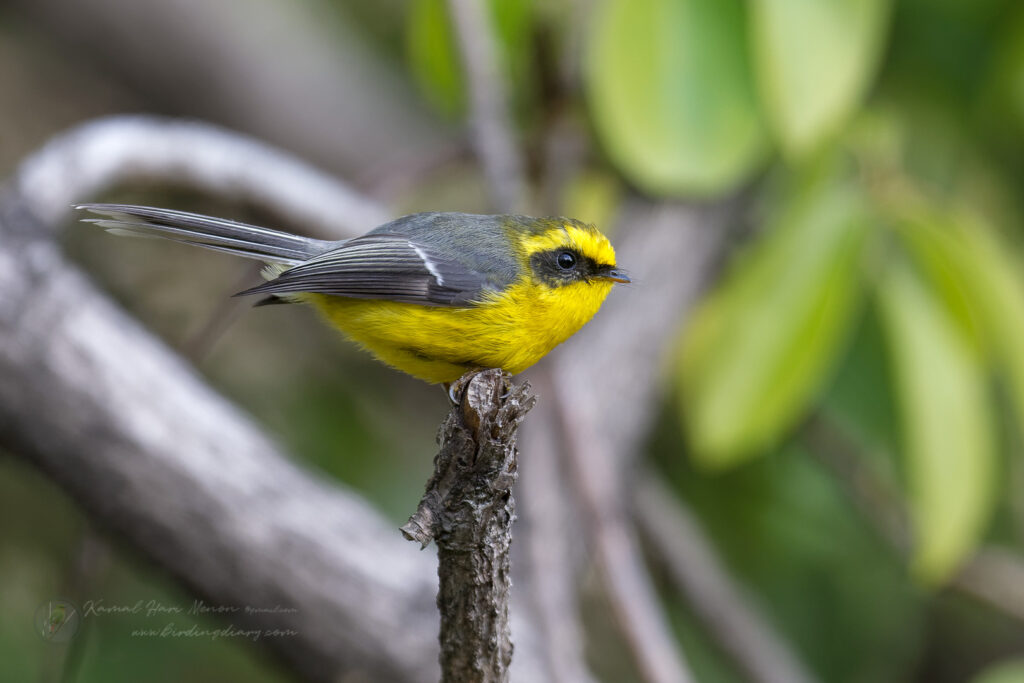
301, 278, 614, 383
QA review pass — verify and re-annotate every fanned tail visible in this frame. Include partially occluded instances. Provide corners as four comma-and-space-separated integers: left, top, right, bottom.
77, 203, 332, 266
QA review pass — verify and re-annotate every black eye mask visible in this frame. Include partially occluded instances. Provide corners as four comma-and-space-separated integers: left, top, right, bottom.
529, 248, 609, 286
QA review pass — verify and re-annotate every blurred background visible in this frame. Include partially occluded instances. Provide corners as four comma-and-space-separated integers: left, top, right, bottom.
3, 0, 1024, 682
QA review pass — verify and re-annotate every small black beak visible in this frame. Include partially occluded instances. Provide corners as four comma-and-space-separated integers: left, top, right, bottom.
604, 268, 631, 284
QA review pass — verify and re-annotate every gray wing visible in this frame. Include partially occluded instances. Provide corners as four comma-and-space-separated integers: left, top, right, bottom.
236, 233, 488, 306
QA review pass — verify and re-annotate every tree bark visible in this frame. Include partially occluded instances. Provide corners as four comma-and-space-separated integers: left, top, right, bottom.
403, 369, 534, 683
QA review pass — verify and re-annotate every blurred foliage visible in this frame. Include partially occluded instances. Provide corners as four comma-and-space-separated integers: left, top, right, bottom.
586, 0, 767, 196
750, 0, 890, 158
652, 0, 1024, 591
570, 0, 1024, 677
878, 256, 994, 583
678, 159, 871, 467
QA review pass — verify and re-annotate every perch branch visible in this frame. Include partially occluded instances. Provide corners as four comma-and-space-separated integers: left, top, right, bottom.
403, 369, 535, 683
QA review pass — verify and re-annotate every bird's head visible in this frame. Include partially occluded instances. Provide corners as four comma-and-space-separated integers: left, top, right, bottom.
512, 217, 630, 290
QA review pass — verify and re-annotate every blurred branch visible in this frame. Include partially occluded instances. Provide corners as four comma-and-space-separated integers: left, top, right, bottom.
0, 119, 553, 683
527, 200, 739, 683
634, 472, 819, 683
11, 115, 388, 361
403, 370, 535, 683
12, 115, 389, 238
446, 0, 526, 212
518, 407, 597, 683
552, 374, 695, 683
11, 0, 449, 179
802, 414, 910, 553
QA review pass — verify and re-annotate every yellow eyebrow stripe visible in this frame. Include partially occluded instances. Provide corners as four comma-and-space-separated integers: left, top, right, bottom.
517, 224, 618, 269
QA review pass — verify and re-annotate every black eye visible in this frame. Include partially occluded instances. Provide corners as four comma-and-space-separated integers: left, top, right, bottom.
556, 251, 577, 270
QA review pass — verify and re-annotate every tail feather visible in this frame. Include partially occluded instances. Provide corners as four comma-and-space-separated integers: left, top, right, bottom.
77, 203, 332, 265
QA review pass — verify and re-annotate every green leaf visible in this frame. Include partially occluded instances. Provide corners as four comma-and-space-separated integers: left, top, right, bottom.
679, 174, 869, 466
953, 217, 1024, 438
585, 0, 767, 197
892, 213, 988, 354
751, 0, 890, 157
877, 258, 995, 584
896, 209, 1024, 441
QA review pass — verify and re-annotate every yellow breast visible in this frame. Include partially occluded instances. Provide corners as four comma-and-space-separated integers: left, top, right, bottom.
302, 275, 615, 384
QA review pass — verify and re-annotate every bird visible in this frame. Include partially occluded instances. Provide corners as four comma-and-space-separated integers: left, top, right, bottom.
78, 204, 630, 384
